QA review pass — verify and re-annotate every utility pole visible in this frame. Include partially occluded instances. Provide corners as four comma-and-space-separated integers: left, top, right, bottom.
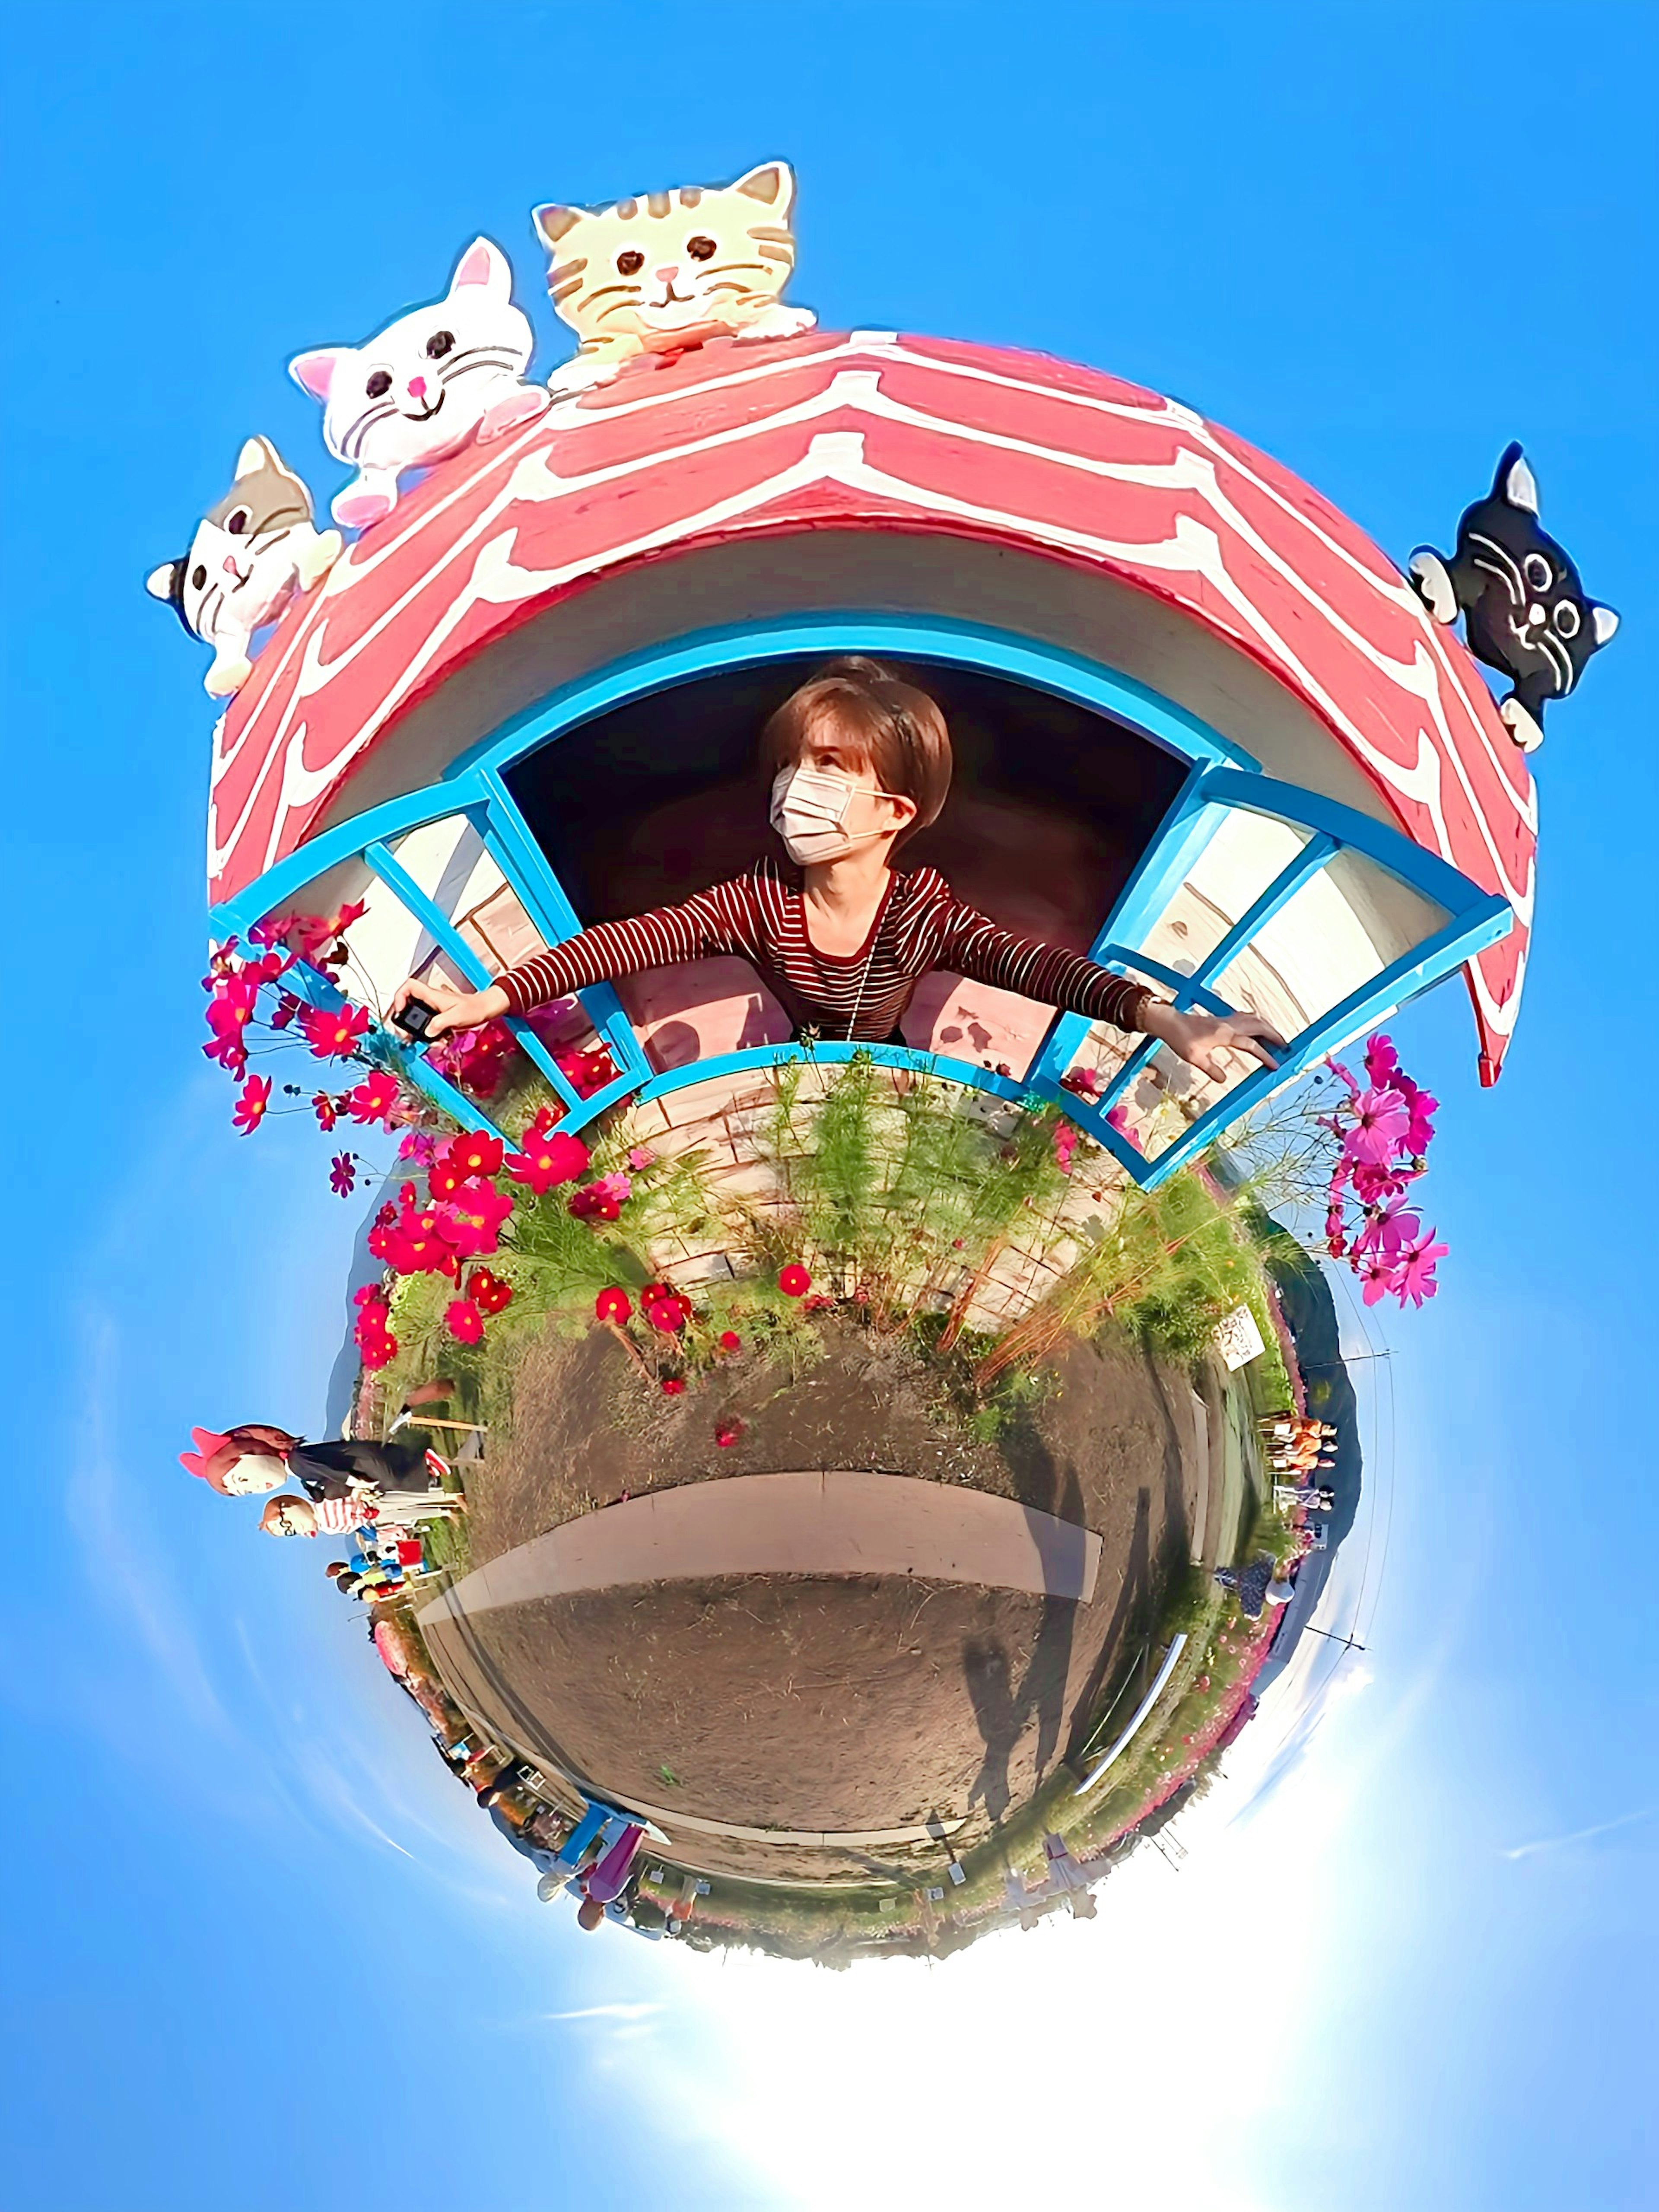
1302, 1623, 1367, 1654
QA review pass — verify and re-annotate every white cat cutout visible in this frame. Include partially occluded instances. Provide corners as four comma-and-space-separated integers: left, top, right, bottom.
146, 436, 343, 697
289, 238, 549, 531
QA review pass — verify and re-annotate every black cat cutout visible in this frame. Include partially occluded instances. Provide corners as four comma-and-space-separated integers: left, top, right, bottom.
1408, 443, 1618, 752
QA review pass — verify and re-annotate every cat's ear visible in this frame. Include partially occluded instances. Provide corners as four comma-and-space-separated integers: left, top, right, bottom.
146, 559, 184, 604
1494, 442, 1539, 515
533, 203, 585, 251
451, 237, 511, 296
732, 160, 795, 216
289, 348, 347, 403
235, 435, 283, 480
1591, 604, 1620, 645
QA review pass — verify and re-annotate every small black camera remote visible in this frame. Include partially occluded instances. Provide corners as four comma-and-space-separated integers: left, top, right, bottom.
394, 998, 438, 1040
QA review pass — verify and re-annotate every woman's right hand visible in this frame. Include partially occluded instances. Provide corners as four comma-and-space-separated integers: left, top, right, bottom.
386, 976, 511, 1042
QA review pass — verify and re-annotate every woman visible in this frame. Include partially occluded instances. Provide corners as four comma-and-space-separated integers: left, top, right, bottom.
390, 659, 1282, 1079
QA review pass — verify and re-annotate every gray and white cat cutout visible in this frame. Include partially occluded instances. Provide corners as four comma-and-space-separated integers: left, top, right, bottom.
146, 437, 343, 697
289, 238, 549, 531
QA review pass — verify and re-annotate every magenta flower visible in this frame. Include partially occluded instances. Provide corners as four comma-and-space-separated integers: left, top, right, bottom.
1359, 1255, 1402, 1307
1394, 1231, 1448, 1309
397, 1130, 437, 1166
1363, 1033, 1400, 1088
1396, 1077, 1439, 1157
438, 1180, 514, 1259
1343, 1087, 1411, 1167
1355, 1204, 1422, 1260
329, 1153, 357, 1198
1351, 1160, 1413, 1207
232, 1074, 271, 1135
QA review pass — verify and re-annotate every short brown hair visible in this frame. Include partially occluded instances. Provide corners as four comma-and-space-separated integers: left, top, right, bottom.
762, 657, 951, 847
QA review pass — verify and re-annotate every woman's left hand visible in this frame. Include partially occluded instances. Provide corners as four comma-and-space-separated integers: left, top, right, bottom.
1142, 1001, 1285, 1081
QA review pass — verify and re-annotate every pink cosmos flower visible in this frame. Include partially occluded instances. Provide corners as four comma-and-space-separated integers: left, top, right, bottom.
626, 1146, 657, 1172
300, 1001, 372, 1060
398, 1130, 437, 1165
1343, 1087, 1411, 1167
1053, 1124, 1078, 1173
1105, 1103, 1142, 1154
444, 1299, 484, 1345
232, 1074, 271, 1135
346, 1069, 401, 1129
1061, 1067, 1101, 1100
1349, 1160, 1411, 1207
1394, 1231, 1448, 1309
438, 1181, 514, 1259
329, 1153, 357, 1198
1395, 1077, 1439, 1157
595, 1287, 632, 1325
507, 1128, 590, 1195
1359, 1255, 1402, 1307
1363, 1033, 1400, 1088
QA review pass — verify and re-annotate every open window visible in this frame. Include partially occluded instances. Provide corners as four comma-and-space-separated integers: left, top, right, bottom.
502, 656, 1188, 1079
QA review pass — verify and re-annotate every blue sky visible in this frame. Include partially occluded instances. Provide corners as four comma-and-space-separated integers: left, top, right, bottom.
3, 4, 1655, 2206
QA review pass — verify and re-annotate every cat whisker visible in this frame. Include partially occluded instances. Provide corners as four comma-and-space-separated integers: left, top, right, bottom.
1468, 531, 1524, 605
342, 404, 399, 462
1536, 629, 1573, 693
582, 283, 644, 307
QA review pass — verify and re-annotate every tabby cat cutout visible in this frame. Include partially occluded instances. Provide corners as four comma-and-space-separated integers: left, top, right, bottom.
146, 438, 341, 697
534, 160, 816, 393
1410, 444, 1618, 752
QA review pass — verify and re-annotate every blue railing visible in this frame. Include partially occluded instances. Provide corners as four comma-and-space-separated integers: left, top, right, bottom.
209, 616, 1512, 1186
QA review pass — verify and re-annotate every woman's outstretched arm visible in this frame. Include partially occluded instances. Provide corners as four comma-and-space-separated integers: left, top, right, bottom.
387, 883, 754, 1040
935, 903, 1284, 1079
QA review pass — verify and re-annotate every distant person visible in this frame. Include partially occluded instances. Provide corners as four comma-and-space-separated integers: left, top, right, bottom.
184, 1423, 461, 1519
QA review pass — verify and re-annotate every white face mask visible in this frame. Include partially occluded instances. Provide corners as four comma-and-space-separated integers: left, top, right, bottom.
224, 1452, 289, 1495
769, 766, 908, 865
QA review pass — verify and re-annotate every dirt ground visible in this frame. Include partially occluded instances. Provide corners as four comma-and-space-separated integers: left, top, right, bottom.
424, 1317, 1207, 1881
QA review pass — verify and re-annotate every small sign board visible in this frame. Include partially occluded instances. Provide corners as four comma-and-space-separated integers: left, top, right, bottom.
1214, 1303, 1266, 1371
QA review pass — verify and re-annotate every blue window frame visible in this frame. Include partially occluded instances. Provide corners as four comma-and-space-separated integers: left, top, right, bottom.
210, 613, 1511, 1180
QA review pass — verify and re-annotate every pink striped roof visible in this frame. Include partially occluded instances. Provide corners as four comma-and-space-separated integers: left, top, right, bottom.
207, 330, 1533, 1078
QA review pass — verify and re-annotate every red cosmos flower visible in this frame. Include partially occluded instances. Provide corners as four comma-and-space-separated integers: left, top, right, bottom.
568, 1183, 622, 1223
346, 1069, 402, 1129
594, 1287, 632, 1325
354, 1284, 389, 1311
718, 1331, 743, 1355
466, 1268, 514, 1316
445, 1299, 484, 1345
661, 1377, 687, 1397
377, 1199, 462, 1276
507, 1128, 590, 1195
525, 1101, 559, 1138
329, 1153, 357, 1198
446, 1130, 504, 1183
356, 1327, 398, 1371
714, 1419, 744, 1447
300, 1001, 372, 1060
270, 992, 303, 1031
777, 1264, 812, 1298
644, 1297, 686, 1334
202, 1031, 248, 1077
232, 1074, 271, 1135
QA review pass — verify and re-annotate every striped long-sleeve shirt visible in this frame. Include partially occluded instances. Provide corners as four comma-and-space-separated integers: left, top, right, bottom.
498, 861, 1153, 1042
